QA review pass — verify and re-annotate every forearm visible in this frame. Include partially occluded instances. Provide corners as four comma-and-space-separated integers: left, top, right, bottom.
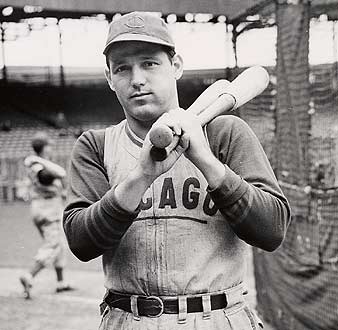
202, 115, 291, 251
114, 166, 154, 212
64, 186, 138, 261
209, 169, 291, 251
63, 129, 144, 261
28, 156, 66, 178
194, 151, 226, 190
189, 135, 290, 251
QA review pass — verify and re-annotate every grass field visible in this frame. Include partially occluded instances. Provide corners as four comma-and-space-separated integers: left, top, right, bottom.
0, 201, 273, 330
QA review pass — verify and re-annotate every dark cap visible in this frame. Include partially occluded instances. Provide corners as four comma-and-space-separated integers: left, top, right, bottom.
31, 132, 52, 154
103, 12, 175, 55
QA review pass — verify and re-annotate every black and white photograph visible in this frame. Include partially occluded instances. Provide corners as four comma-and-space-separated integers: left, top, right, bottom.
0, 1, 337, 330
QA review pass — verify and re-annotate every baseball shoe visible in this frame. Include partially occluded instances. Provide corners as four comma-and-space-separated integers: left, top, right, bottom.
55, 284, 76, 293
19, 274, 33, 300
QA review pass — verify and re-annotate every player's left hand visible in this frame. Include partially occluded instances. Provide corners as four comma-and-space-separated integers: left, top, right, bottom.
158, 108, 226, 189
161, 108, 214, 167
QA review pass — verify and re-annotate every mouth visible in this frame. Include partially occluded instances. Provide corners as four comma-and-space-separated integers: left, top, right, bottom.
130, 92, 152, 99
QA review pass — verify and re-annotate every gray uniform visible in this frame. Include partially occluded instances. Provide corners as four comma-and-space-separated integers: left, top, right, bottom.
64, 115, 291, 329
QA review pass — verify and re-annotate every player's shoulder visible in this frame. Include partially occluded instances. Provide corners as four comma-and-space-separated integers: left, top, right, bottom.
73, 122, 124, 158
208, 114, 250, 133
81, 127, 106, 143
80, 121, 125, 143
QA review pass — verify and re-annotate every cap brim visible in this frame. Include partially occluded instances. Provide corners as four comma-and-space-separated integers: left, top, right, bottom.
103, 34, 175, 55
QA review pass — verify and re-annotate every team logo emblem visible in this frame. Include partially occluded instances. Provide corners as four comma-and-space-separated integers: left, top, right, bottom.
125, 16, 145, 28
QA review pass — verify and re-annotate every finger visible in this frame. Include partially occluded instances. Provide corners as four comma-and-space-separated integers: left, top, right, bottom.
167, 108, 184, 136
173, 133, 190, 154
178, 133, 190, 151
166, 133, 189, 160
143, 133, 153, 149
159, 109, 184, 135
165, 134, 181, 155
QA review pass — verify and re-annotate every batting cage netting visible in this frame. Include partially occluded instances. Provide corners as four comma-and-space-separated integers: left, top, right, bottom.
236, 2, 338, 329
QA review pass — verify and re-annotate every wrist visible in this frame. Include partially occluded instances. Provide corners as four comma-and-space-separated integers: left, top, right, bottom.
197, 153, 226, 189
133, 165, 157, 187
114, 166, 156, 213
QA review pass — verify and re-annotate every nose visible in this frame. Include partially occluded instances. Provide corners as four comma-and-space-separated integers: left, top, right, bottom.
131, 65, 146, 88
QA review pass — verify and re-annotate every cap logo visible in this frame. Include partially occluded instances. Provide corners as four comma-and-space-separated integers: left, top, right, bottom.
125, 16, 145, 28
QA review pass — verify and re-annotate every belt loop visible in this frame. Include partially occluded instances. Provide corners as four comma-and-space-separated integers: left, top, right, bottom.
100, 290, 110, 315
225, 284, 244, 309
202, 295, 211, 320
178, 295, 187, 324
130, 295, 140, 321
99, 301, 108, 315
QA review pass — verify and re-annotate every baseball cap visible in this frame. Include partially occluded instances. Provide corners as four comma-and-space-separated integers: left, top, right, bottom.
31, 132, 52, 152
103, 12, 175, 55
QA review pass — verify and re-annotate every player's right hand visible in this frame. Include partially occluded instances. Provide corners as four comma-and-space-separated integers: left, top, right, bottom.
136, 123, 189, 182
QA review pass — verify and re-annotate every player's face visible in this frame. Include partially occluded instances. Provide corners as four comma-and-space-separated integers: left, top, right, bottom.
105, 41, 183, 129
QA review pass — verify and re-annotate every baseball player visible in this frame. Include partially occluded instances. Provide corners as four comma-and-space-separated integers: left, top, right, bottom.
19, 132, 74, 299
63, 12, 291, 329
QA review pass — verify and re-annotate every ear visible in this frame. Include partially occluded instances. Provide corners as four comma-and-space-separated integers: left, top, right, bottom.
104, 67, 115, 91
172, 54, 184, 80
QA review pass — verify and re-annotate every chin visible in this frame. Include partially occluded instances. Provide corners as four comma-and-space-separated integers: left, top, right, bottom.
134, 107, 165, 122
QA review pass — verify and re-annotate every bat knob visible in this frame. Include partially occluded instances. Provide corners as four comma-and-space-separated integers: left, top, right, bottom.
150, 146, 168, 161
149, 124, 173, 149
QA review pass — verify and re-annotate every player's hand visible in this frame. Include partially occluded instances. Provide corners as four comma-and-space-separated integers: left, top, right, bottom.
137, 125, 189, 181
155, 109, 225, 189
161, 108, 214, 167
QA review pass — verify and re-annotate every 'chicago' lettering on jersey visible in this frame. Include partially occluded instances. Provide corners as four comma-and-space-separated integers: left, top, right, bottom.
139, 176, 218, 216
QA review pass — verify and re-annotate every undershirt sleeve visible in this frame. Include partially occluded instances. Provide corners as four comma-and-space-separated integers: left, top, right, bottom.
206, 115, 291, 251
63, 129, 139, 261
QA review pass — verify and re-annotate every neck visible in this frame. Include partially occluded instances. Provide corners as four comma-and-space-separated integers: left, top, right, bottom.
126, 119, 154, 140
126, 100, 180, 140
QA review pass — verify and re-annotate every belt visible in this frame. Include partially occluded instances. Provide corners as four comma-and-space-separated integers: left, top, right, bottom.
103, 291, 227, 317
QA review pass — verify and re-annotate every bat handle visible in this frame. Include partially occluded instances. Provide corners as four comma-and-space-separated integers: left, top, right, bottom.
150, 134, 181, 161
150, 146, 168, 161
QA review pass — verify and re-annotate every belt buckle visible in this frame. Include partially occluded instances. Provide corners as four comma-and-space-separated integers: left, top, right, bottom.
145, 296, 164, 318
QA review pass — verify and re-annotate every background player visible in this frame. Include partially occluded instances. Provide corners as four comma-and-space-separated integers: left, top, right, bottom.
63, 12, 291, 329
19, 132, 74, 299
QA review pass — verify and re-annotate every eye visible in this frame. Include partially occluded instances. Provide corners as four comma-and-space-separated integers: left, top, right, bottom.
143, 61, 158, 68
113, 65, 128, 74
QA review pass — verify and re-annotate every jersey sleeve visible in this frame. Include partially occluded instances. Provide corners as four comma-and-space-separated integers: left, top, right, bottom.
25, 159, 58, 191
37, 169, 57, 185
63, 129, 139, 261
206, 115, 291, 251
26, 162, 43, 178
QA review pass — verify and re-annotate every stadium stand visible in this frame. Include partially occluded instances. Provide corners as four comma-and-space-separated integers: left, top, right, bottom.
1, 64, 337, 201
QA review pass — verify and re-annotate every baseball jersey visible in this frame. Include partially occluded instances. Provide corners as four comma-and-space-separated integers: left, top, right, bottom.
64, 115, 290, 295
25, 157, 64, 223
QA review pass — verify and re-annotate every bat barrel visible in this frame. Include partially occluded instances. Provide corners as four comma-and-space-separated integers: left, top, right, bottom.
149, 66, 270, 161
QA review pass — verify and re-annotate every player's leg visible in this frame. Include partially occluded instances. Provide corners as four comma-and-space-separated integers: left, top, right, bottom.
19, 219, 46, 299
54, 266, 75, 293
53, 222, 75, 293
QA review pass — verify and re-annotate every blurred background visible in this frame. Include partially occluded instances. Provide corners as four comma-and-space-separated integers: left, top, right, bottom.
0, 1, 338, 330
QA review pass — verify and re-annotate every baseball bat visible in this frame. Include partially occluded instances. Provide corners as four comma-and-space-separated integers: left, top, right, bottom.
149, 79, 231, 150
150, 66, 270, 161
